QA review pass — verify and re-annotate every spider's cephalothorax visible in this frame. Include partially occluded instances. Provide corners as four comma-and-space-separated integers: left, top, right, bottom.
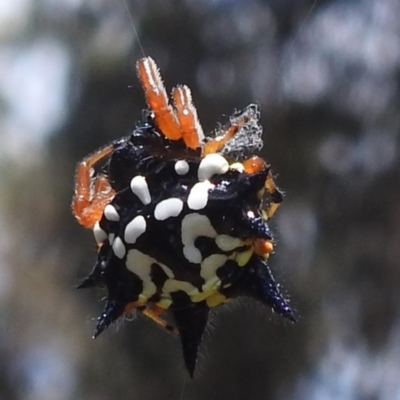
73, 57, 295, 377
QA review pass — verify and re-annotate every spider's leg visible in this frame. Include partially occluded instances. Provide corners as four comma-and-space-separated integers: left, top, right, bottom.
202, 122, 239, 155
202, 105, 257, 155
142, 305, 178, 334
265, 171, 283, 219
172, 85, 204, 149
94, 304, 177, 337
73, 145, 115, 228
242, 155, 267, 174
136, 57, 182, 141
173, 302, 209, 378
240, 156, 283, 219
237, 157, 282, 257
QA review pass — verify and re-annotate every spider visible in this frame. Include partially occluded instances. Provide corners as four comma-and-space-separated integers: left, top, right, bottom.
72, 57, 295, 377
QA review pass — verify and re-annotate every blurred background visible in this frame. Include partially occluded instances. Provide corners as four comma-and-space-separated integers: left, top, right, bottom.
1, 0, 400, 399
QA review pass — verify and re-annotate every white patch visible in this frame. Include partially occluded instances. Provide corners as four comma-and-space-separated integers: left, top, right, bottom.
215, 235, 243, 252
93, 221, 107, 243
112, 237, 126, 259
181, 213, 217, 263
126, 249, 157, 298
104, 204, 120, 222
124, 215, 147, 244
108, 233, 115, 245
187, 180, 214, 210
154, 198, 184, 221
130, 176, 151, 205
200, 254, 228, 281
198, 153, 229, 181
183, 246, 202, 265
159, 264, 174, 279
247, 210, 255, 219
236, 248, 254, 267
229, 162, 245, 173
174, 160, 190, 175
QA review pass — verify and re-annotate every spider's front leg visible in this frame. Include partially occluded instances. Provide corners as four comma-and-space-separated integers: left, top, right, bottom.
73, 145, 115, 229
172, 85, 204, 149
136, 57, 182, 142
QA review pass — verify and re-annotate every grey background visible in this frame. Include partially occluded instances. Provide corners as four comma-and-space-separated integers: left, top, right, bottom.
0, 0, 399, 399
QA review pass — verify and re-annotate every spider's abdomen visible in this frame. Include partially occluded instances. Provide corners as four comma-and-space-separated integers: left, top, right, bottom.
86, 130, 277, 317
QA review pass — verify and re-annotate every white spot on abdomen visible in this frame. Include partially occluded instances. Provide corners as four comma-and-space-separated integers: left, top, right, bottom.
247, 210, 255, 219
154, 198, 184, 221
112, 237, 126, 259
126, 249, 157, 298
124, 215, 146, 244
130, 176, 151, 205
104, 204, 120, 221
229, 162, 245, 173
159, 264, 174, 278
93, 221, 107, 243
215, 235, 243, 251
174, 160, 190, 175
187, 180, 214, 210
200, 254, 227, 281
198, 153, 229, 181
181, 213, 217, 263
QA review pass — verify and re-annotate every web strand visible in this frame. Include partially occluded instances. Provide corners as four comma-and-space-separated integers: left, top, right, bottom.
122, 0, 146, 58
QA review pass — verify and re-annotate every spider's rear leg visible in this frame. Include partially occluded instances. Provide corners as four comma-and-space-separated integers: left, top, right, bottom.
136, 57, 182, 141
172, 85, 204, 149
73, 145, 115, 229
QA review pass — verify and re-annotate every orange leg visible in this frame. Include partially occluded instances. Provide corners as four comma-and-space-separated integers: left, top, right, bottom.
124, 301, 177, 334
265, 171, 283, 219
202, 105, 258, 155
73, 145, 115, 229
202, 123, 239, 155
242, 156, 268, 174
241, 156, 282, 219
136, 57, 182, 141
172, 85, 204, 149
253, 238, 274, 257
241, 158, 278, 257
143, 305, 178, 334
